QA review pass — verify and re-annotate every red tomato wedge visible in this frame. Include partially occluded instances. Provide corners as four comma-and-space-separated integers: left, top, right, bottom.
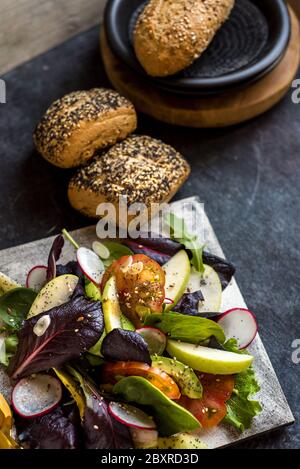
101, 254, 165, 327
101, 361, 181, 400
178, 374, 234, 429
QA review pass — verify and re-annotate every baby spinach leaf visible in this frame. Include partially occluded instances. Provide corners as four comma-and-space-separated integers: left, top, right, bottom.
100, 241, 133, 267
114, 376, 200, 437
0, 288, 37, 331
144, 312, 225, 344
8, 290, 104, 379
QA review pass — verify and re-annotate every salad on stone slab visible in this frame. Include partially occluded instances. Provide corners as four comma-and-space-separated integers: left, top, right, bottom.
0, 215, 261, 449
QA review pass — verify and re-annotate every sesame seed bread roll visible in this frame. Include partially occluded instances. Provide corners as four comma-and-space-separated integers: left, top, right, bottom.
33, 88, 137, 168
68, 135, 190, 219
134, 0, 235, 77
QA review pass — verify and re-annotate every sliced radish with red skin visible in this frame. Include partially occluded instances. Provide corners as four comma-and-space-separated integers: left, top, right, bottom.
163, 298, 174, 305
12, 374, 62, 418
26, 266, 47, 291
217, 308, 258, 349
77, 247, 105, 285
108, 402, 156, 430
136, 327, 167, 355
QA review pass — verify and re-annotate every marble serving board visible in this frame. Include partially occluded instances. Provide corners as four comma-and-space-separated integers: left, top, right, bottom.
0, 197, 294, 448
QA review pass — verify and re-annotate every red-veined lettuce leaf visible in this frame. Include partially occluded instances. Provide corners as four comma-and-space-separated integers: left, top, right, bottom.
8, 288, 104, 379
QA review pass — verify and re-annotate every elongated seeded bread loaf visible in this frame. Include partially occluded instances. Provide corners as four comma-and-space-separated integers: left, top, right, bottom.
134, 0, 235, 77
34, 88, 137, 168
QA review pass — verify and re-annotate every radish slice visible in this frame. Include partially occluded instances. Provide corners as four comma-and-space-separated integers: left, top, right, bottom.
163, 298, 174, 305
217, 308, 258, 349
136, 327, 167, 355
12, 374, 62, 418
77, 247, 105, 285
108, 402, 156, 430
92, 241, 110, 260
26, 266, 47, 291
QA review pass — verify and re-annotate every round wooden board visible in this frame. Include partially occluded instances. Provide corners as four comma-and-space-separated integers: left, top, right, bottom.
100, 7, 300, 128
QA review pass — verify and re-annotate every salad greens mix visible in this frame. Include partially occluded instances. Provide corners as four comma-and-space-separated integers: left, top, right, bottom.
0, 220, 262, 449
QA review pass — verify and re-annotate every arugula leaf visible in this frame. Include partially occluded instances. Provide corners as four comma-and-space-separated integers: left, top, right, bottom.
0, 288, 37, 331
164, 213, 204, 274
222, 339, 262, 431
100, 241, 133, 267
113, 376, 200, 437
144, 312, 225, 344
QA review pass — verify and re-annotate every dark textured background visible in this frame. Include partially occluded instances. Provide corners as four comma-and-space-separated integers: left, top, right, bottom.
0, 26, 299, 448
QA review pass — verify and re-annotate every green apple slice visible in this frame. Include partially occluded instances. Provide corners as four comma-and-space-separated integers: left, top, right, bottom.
27, 274, 79, 318
163, 250, 191, 311
187, 265, 222, 313
102, 276, 134, 332
167, 340, 253, 375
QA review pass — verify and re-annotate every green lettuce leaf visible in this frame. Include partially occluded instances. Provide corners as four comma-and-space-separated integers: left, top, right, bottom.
144, 312, 225, 344
222, 339, 262, 431
0, 334, 18, 366
164, 213, 204, 274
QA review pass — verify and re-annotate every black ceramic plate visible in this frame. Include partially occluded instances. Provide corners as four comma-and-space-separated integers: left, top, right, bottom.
104, 0, 291, 96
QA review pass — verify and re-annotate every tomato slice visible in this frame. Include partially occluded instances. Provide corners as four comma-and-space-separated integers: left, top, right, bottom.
101, 361, 181, 400
101, 254, 165, 327
179, 395, 227, 429
198, 374, 234, 403
178, 374, 234, 429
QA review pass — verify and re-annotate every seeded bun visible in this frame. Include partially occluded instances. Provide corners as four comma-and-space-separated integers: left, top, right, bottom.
33, 88, 137, 168
68, 135, 190, 219
134, 0, 235, 77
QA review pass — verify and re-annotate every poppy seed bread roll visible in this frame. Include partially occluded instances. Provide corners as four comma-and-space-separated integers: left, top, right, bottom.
33, 88, 137, 168
68, 135, 190, 219
134, 0, 235, 77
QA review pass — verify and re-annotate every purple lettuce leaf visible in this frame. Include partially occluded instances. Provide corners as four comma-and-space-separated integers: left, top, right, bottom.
121, 239, 171, 266
8, 289, 104, 379
81, 380, 132, 449
172, 290, 204, 315
56, 260, 83, 278
172, 290, 221, 319
47, 234, 65, 282
17, 406, 80, 449
202, 251, 235, 290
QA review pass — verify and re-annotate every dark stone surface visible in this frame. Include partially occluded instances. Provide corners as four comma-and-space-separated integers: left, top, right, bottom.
0, 27, 299, 448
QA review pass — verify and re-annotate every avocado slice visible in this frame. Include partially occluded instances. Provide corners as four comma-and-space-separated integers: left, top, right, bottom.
157, 433, 208, 449
151, 356, 202, 399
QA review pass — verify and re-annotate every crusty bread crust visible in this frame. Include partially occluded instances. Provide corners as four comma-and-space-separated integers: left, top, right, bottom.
68, 135, 190, 219
134, 0, 235, 77
34, 88, 137, 168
